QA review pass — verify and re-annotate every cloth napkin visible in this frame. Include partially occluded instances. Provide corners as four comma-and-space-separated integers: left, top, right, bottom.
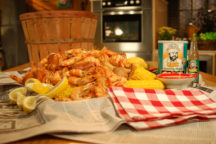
108, 87, 216, 130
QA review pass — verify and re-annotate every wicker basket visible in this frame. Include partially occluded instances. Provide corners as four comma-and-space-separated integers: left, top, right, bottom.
197, 40, 216, 50
20, 10, 98, 64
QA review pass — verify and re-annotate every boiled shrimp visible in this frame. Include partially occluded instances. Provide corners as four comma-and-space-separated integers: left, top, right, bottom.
69, 69, 84, 77
68, 75, 95, 86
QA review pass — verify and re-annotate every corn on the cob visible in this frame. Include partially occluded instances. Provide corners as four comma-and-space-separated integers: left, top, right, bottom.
55, 85, 79, 98
126, 57, 148, 69
129, 66, 156, 80
126, 80, 165, 89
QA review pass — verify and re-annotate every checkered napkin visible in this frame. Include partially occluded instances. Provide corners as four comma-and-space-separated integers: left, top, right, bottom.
108, 87, 216, 130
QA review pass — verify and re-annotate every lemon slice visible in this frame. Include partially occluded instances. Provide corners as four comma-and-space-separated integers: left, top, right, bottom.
17, 93, 26, 109
23, 96, 38, 113
9, 87, 27, 104
45, 77, 68, 98
25, 83, 52, 94
25, 78, 41, 87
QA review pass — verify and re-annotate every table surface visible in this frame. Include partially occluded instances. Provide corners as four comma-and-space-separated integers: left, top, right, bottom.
3, 62, 216, 144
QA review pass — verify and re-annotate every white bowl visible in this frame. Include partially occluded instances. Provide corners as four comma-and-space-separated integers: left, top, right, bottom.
157, 73, 195, 89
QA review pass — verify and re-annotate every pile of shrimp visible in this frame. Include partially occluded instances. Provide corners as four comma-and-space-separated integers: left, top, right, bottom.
10, 48, 132, 101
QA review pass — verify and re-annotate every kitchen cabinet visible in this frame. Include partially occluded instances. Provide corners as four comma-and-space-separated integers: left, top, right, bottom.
152, 0, 168, 62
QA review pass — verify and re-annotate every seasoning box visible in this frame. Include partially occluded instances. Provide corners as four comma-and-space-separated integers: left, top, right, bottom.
158, 40, 188, 73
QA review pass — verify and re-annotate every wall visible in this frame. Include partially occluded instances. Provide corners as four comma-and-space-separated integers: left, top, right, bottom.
25, 0, 91, 11
1, 0, 29, 69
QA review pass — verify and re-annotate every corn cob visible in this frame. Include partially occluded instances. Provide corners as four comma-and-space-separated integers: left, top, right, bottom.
126, 57, 148, 69
126, 80, 165, 89
55, 85, 79, 98
129, 66, 156, 80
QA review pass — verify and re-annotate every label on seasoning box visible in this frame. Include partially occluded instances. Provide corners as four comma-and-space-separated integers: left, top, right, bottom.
158, 40, 188, 73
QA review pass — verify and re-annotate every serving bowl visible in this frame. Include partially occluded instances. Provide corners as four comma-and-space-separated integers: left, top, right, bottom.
157, 73, 195, 89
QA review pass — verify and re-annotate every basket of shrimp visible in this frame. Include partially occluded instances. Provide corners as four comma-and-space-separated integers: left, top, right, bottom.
19, 10, 98, 64
10, 47, 165, 112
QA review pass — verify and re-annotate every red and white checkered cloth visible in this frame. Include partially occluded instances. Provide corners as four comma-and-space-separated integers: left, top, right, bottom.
108, 87, 216, 130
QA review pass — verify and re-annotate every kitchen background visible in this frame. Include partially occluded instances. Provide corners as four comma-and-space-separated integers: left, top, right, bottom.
0, 0, 215, 75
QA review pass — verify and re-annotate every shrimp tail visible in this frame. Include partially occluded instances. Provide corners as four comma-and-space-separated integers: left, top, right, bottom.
10, 74, 23, 84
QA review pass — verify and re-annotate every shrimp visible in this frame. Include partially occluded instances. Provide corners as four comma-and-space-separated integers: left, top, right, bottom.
96, 66, 127, 87
64, 48, 84, 56
38, 57, 48, 67
109, 75, 127, 87
9, 48, 132, 101
35, 67, 47, 83
68, 75, 95, 86
109, 55, 125, 67
89, 49, 100, 58
60, 56, 83, 66
94, 76, 109, 97
22, 64, 38, 83
46, 53, 63, 71
45, 70, 62, 85
72, 56, 100, 70
95, 86, 109, 97
100, 47, 118, 57
10, 75, 23, 84
70, 83, 95, 100
69, 69, 84, 77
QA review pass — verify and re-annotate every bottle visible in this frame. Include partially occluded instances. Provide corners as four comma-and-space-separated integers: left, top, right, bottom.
188, 35, 199, 86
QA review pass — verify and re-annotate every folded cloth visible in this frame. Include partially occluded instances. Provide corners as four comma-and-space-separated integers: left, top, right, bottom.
108, 87, 216, 130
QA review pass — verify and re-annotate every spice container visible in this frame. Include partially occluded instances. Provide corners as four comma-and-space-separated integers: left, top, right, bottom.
158, 40, 188, 73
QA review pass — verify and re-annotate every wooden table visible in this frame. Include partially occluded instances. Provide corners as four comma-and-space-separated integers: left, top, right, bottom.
4, 63, 216, 144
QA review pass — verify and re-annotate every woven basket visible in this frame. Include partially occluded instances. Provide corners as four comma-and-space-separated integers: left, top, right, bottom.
197, 40, 216, 50
20, 10, 98, 64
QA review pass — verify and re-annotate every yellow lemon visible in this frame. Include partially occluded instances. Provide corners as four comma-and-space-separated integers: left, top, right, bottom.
44, 77, 68, 98
24, 78, 41, 87
23, 96, 38, 113
17, 93, 26, 109
25, 83, 52, 95
9, 87, 27, 104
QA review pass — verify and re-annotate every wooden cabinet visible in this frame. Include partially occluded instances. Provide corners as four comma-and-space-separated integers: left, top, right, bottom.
152, 0, 168, 61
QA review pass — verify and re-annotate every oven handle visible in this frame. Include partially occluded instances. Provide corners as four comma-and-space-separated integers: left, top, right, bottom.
103, 10, 142, 15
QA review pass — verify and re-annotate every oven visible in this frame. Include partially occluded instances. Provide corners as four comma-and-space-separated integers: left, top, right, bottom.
92, 0, 153, 60
103, 10, 142, 42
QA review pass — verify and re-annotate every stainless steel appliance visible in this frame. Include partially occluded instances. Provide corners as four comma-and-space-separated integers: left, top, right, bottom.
92, 0, 152, 60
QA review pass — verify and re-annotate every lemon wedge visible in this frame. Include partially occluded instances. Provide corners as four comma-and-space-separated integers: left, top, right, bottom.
45, 77, 68, 98
23, 96, 38, 113
25, 83, 53, 94
9, 87, 27, 104
25, 78, 41, 87
17, 93, 26, 109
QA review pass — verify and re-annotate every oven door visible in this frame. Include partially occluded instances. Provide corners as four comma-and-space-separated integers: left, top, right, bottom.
102, 10, 142, 42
